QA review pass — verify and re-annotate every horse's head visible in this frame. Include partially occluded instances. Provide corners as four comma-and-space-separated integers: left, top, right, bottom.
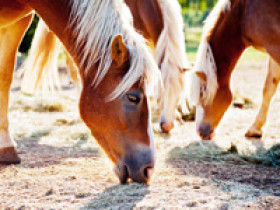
79, 35, 155, 183
187, 0, 245, 140
187, 42, 233, 140
189, 67, 231, 140
190, 70, 232, 140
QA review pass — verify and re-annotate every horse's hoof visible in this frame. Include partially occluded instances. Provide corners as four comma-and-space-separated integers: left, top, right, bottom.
245, 129, 262, 139
0, 147, 21, 164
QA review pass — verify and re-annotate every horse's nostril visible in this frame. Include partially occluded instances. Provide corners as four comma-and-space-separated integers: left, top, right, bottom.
122, 165, 129, 183
114, 164, 129, 184
122, 149, 154, 183
143, 167, 148, 179
142, 165, 154, 181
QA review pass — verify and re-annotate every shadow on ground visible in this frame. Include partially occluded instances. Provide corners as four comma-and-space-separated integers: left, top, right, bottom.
81, 183, 149, 209
0, 138, 99, 169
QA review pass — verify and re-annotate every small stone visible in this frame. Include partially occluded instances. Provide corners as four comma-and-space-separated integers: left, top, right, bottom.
233, 100, 244, 109
75, 192, 91, 198
220, 203, 229, 210
45, 188, 54, 196
186, 201, 198, 207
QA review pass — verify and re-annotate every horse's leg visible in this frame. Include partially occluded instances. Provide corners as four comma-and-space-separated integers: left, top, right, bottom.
245, 57, 280, 138
0, 14, 33, 164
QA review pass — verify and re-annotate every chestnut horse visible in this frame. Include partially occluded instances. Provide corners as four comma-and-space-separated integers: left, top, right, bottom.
20, 0, 189, 133
188, 0, 280, 140
126, 0, 190, 133
0, 0, 161, 183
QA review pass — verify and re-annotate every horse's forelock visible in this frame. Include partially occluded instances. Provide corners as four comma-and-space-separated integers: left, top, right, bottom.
154, 0, 189, 117
189, 0, 231, 106
187, 71, 201, 107
191, 41, 218, 106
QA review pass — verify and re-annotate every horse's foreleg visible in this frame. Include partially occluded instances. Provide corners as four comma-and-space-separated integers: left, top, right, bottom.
245, 57, 280, 138
0, 14, 33, 164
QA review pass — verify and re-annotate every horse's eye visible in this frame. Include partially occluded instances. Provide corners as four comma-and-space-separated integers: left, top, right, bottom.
126, 93, 141, 104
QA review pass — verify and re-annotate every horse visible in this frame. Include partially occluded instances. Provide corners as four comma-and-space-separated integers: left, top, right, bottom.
188, 0, 280, 140
20, 0, 190, 133
0, 0, 161, 184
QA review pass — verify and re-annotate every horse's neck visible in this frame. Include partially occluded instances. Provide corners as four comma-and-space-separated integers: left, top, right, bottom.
125, 0, 163, 44
27, 0, 84, 75
209, 0, 246, 86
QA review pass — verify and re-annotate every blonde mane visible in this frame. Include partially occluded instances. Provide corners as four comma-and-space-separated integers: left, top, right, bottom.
70, 0, 159, 99
155, 0, 190, 121
202, 0, 231, 41
155, 0, 189, 71
191, 0, 231, 105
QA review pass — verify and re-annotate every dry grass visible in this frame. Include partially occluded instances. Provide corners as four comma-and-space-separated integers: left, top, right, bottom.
0, 61, 279, 209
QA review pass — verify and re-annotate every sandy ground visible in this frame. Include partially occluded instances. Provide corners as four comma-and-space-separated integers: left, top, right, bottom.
0, 59, 280, 209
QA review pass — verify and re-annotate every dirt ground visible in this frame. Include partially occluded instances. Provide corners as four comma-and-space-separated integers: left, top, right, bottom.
0, 58, 280, 209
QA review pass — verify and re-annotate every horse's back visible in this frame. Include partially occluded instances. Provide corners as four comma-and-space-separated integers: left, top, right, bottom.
244, 0, 280, 62
245, 0, 280, 32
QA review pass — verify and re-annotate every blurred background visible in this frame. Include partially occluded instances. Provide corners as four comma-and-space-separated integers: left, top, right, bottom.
19, 0, 267, 63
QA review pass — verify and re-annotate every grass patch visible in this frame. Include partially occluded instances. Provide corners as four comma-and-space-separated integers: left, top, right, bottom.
17, 102, 64, 112
168, 142, 280, 168
15, 129, 51, 140
244, 144, 280, 168
186, 46, 267, 64
185, 27, 268, 63
232, 91, 254, 109
239, 47, 268, 62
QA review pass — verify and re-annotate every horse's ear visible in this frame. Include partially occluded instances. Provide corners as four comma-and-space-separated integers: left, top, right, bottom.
195, 71, 207, 82
111, 34, 129, 66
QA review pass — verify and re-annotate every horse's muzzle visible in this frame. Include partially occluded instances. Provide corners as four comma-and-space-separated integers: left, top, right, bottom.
197, 122, 214, 140
160, 122, 174, 133
114, 148, 154, 184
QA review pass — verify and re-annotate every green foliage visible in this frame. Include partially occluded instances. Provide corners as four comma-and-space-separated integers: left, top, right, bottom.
180, 0, 218, 26
19, 15, 39, 53
179, 0, 217, 10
